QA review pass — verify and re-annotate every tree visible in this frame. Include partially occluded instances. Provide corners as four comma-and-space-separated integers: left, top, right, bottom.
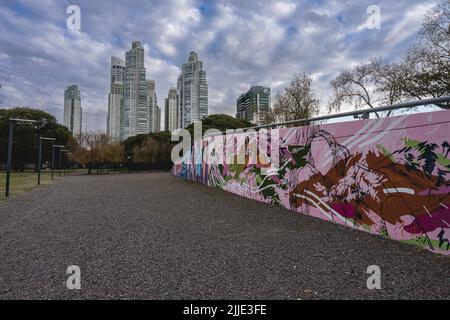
133, 137, 160, 171
0, 107, 71, 171
71, 132, 110, 174
104, 143, 125, 171
264, 72, 319, 124
123, 134, 148, 159
329, 62, 383, 116
124, 131, 177, 171
397, 0, 450, 107
124, 116, 253, 171
419, 0, 449, 60
371, 59, 405, 104
185, 114, 253, 136
329, 0, 450, 113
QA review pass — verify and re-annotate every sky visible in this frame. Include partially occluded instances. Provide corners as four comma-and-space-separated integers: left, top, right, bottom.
0, 0, 438, 131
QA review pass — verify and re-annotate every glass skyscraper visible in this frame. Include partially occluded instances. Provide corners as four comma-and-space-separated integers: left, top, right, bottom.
236, 86, 271, 125
63, 84, 82, 136
165, 88, 178, 133
177, 51, 208, 128
107, 56, 125, 142
122, 41, 149, 140
147, 80, 161, 133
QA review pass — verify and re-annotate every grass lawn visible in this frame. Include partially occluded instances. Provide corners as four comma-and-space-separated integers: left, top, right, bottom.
0, 171, 56, 201
0, 169, 168, 201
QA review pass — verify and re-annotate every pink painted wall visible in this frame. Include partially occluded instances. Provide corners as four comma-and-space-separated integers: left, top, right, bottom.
172, 110, 450, 255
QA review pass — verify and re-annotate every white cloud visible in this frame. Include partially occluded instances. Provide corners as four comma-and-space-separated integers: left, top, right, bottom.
383, 3, 434, 47
0, 0, 431, 130
271, 1, 297, 17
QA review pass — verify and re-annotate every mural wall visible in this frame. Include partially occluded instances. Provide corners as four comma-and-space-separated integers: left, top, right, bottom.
172, 110, 450, 255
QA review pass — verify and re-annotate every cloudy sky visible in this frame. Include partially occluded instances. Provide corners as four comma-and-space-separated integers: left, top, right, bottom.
0, 0, 437, 131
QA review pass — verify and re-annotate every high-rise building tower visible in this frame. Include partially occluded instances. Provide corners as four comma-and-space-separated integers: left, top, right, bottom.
63, 84, 82, 136
176, 75, 183, 129
165, 88, 177, 132
146, 80, 160, 133
107, 56, 125, 142
122, 41, 149, 140
153, 106, 161, 133
236, 86, 271, 125
176, 51, 208, 128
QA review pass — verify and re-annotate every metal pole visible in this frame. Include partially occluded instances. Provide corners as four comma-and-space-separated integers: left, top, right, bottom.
37, 138, 43, 185
59, 150, 62, 177
51, 146, 55, 180
51, 145, 63, 179
203, 95, 450, 138
5, 120, 14, 197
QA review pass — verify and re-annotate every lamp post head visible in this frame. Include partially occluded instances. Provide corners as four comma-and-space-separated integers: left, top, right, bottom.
9, 118, 38, 124
40, 137, 56, 141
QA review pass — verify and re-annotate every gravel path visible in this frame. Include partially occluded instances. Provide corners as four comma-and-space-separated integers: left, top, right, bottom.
0, 172, 448, 299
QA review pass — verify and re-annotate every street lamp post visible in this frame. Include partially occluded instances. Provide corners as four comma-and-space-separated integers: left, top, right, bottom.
59, 149, 68, 177
63, 153, 66, 175
51, 145, 64, 180
37, 137, 56, 185
5, 120, 14, 197
64, 152, 72, 175
5, 118, 37, 197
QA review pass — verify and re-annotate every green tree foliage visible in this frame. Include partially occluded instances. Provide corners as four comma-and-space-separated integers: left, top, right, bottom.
124, 131, 175, 171
133, 137, 160, 171
125, 115, 252, 171
0, 107, 71, 171
185, 114, 253, 137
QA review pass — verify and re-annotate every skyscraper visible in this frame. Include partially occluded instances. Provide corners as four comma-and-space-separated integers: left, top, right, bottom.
165, 88, 177, 132
63, 84, 82, 136
146, 80, 160, 133
236, 86, 271, 125
107, 56, 125, 142
176, 51, 208, 128
153, 106, 161, 133
122, 41, 149, 140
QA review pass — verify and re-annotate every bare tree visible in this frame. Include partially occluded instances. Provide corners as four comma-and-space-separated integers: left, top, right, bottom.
329, 0, 450, 113
399, 0, 450, 107
329, 62, 380, 116
419, 0, 450, 58
370, 58, 411, 116
263, 72, 319, 125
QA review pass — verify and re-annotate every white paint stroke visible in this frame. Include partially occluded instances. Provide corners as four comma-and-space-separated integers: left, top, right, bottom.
383, 187, 415, 195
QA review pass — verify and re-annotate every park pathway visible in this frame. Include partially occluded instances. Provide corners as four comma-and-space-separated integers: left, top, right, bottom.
0, 172, 448, 299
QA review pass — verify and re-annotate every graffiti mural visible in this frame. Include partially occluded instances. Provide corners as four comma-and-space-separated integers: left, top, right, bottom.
172, 110, 450, 255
